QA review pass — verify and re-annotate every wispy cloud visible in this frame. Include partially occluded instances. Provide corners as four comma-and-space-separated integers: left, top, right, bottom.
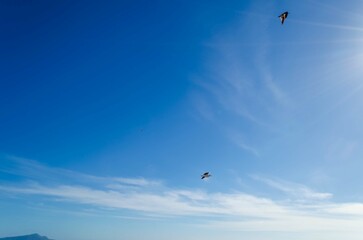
3, 157, 363, 234
1, 156, 161, 188
251, 175, 333, 200
227, 132, 260, 157
191, 4, 292, 156
195, 10, 291, 123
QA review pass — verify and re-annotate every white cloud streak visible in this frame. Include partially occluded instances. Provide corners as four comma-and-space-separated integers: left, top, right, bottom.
251, 175, 333, 200
2, 158, 363, 234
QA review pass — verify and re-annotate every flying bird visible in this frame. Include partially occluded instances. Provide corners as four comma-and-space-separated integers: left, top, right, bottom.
279, 11, 288, 24
201, 172, 211, 179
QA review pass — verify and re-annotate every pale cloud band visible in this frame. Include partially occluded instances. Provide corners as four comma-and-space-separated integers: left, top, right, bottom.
1, 157, 363, 233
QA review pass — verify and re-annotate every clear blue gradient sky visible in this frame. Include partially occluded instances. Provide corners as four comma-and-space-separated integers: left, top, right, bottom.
2, 0, 363, 239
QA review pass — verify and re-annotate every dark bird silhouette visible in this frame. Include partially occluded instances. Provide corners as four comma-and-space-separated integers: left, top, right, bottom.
279, 11, 288, 24
201, 172, 211, 179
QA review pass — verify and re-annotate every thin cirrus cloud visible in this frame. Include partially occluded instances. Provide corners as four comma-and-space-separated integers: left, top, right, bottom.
251, 175, 333, 200
191, 7, 291, 157
1, 156, 162, 188
2, 157, 363, 233
193, 7, 290, 125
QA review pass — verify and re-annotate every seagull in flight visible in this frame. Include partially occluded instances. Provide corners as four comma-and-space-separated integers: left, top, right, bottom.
279, 11, 288, 24
201, 172, 211, 179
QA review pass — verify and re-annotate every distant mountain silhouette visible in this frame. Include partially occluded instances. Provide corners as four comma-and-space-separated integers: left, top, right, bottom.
0, 234, 53, 240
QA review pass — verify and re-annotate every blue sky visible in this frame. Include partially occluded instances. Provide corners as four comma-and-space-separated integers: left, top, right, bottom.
2, 0, 363, 239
